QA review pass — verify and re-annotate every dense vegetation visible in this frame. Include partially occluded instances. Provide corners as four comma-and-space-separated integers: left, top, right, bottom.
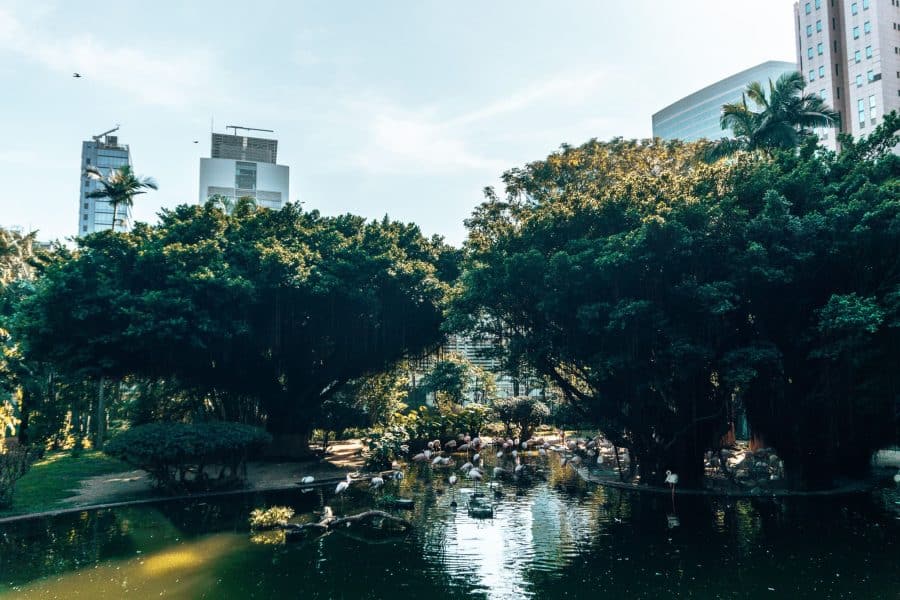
454, 116, 900, 489
1, 108, 898, 494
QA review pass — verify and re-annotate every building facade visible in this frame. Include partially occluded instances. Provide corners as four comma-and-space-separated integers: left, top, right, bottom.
198, 132, 289, 210
652, 61, 797, 142
795, 0, 900, 149
77, 132, 132, 236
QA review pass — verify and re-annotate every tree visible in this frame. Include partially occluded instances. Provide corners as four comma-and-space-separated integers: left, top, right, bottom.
707, 71, 839, 159
85, 165, 158, 231
15, 204, 455, 457
492, 395, 549, 443
419, 355, 496, 407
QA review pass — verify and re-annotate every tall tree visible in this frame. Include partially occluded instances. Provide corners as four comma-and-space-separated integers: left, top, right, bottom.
707, 71, 839, 159
16, 204, 455, 457
85, 165, 158, 231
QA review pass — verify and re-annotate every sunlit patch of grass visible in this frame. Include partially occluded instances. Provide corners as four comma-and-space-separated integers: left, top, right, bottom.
1, 450, 129, 516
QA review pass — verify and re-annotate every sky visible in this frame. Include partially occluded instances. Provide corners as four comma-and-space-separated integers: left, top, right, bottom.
0, 0, 797, 246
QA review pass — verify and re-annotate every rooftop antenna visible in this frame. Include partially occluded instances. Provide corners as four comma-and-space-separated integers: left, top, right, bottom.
92, 124, 120, 142
225, 125, 275, 136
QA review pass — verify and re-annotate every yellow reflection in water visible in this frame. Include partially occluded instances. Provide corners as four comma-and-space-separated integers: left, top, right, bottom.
2, 533, 243, 600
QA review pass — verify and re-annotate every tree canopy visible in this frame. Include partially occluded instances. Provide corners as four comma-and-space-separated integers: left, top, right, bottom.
455, 117, 900, 489
15, 204, 457, 455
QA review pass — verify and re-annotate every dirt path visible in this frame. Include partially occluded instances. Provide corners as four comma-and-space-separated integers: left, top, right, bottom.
63, 439, 366, 509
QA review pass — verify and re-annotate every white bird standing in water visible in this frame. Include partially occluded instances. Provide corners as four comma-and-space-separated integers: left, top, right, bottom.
449, 474, 458, 486
335, 474, 352, 495
370, 476, 384, 490
665, 470, 679, 503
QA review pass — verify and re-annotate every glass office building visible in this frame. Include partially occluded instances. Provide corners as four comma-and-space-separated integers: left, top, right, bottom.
651, 61, 797, 142
198, 133, 289, 210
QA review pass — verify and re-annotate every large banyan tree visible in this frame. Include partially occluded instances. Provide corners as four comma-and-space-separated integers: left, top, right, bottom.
455, 117, 900, 489
15, 203, 457, 456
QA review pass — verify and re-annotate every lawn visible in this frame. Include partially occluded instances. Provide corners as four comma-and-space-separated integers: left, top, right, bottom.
1, 450, 129, 517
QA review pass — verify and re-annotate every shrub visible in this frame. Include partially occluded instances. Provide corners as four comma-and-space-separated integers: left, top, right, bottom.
249, 506, 295, 530
0, 443, 32, 507
105, 422, 271, 491
365, 426, 408, 471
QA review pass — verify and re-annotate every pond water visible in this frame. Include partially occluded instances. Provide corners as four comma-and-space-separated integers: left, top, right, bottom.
1, 453, 899, 599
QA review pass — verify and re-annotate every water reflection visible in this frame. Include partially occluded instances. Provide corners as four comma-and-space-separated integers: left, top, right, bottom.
1, 452, 899, 599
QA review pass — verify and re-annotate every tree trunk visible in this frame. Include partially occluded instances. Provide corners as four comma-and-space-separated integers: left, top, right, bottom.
111, 203, 119, 232
95, 378, 106, 449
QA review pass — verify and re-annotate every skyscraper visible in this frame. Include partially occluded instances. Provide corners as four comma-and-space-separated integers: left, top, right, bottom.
198, 128, 289, 210
77, 128, 132, 236
794, 0, 900, 149
652, 61, 797, 141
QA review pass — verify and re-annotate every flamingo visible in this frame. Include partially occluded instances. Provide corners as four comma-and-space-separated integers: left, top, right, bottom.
460, 462, 474, 472
370, 476, 384, 490
412, 452, 428, 462
665, 470, 679, 503
539, 447, 547, 457
448, 474, 459, 506
472, 453, 481, 464
496, 451, 504, 458
449, 474, 458, 485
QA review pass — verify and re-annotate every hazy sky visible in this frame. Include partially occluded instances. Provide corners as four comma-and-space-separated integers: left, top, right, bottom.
0, 1, 796, 246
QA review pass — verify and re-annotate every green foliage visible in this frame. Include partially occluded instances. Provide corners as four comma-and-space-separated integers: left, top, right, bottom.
492, 396, 550, 441
15, 205, 455, 451
84, 164, 157, 229
364, 425, 408, 471
104, 422, 271, 491
456, 120, 900, 489
419, 355, 497, 406
249, 506, 295, 530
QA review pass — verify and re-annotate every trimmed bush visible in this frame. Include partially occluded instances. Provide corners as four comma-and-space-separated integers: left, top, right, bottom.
105, 422, 271, 491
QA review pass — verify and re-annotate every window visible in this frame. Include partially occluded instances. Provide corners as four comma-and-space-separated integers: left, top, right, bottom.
818, 42, 824, 55
858, 98, 866, 125
810, 70, 816, 82
867, 69, 874, 82
808, 47, 814, 60
808, 24, 813, 36
819, 65, 826, 78
855, 50, 862, 62
864, 21, 871, 33
863, 0, 870, 8
815, 0, 821, 8
866, 45, 873, 58
82, 214, 88, 221
853, 26, 860, 39
234, 161, 257, 191
851, 2, 858, 14
857, 73, 864, 87
820, 89, 827, 100
816, 19, 823, 32
82, 225, 87, 233
869, 94, 877, 120
806, 1, 811, 13
83, 202, 88, 209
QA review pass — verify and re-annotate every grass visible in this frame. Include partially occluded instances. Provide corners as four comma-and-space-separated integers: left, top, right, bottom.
1, 450, 129, 517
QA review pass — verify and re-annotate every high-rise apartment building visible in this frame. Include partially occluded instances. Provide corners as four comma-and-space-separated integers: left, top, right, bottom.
652, 61, 797, 141
795, 0, 900, 149
198, 129, 289, 210
77, 128, 132, 236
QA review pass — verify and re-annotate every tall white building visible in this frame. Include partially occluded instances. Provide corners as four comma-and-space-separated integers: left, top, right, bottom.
198, 129, 289, 210
795, 0, 900, 149
78, 129, 132, 236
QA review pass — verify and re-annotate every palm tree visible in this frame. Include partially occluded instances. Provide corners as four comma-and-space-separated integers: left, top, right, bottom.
85, 165, 158, 231
707, 71, 840, 159
207, 193, 258, 216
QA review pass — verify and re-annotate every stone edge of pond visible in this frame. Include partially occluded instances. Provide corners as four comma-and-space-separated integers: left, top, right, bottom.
573, 467, 876, 498
0, 475, 352, 526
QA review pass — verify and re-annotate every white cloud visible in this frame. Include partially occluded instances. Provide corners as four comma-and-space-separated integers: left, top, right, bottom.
351, 69, 611, 175
0, 7, 215, 107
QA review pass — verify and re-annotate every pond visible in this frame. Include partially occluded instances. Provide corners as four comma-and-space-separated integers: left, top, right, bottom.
1, 453, 899, 599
